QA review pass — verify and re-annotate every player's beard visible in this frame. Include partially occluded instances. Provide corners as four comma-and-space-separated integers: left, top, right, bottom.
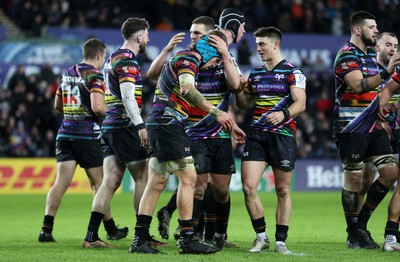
139, 42, 147, 53
360, 32, 376, 47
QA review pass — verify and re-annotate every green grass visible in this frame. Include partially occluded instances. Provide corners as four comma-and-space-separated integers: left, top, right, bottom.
0, 192, 399, 261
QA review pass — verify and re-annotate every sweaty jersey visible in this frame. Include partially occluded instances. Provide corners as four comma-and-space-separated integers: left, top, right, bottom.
185, 63, 232, 140
333, 42, 380, 135
102, 49, 143, 131
56, 63, 105, 140
146, 50, 201, 128
245, 60, 306, 137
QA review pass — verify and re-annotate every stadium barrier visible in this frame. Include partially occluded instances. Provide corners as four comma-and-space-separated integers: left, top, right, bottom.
0, 158, 344, 194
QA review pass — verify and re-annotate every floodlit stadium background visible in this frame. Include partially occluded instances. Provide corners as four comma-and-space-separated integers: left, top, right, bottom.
0, 0, 399, 193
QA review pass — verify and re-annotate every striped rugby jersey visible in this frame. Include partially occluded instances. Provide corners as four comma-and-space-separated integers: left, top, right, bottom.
146, 50, 200, 128
56, 63, 105, 140
245, 60, 306, 137
185, 62, 234, 140
102, 49, 143, 130
333, 42, 380, 134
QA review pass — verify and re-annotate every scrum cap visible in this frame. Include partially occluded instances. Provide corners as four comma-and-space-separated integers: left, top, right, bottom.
218, 8, 245, 42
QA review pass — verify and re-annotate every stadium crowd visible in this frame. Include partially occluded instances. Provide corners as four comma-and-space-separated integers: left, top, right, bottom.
1, 0, 400, 38
0, 1, 339, 159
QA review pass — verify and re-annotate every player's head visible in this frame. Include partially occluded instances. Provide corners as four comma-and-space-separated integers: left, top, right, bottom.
195, 30, 228, 65
218, 8, 246, 44
121, 17, 150, 53
254, 27, 282, 62
350, 11, 378, 46
82, 38, 107, 69
376, 32, 398, 66
190, 16, 215, 43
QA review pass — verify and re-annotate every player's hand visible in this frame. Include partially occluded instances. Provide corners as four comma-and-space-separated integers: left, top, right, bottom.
208, 34, 229, 56
138, 128, 149, 148
165, 32, 185, 52
231, 123, 246, 143
266, 111, 285, 125
387, 52, 400, 74
215, 111, 234, 132
378, 104, 391, 121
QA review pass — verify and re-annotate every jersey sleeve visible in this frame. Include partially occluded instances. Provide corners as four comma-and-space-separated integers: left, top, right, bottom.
334, 50, 360, 80
289, 69, 306, 90
87, 68, 106, 94
115, 59, 140, 85
174, 52, 200, 78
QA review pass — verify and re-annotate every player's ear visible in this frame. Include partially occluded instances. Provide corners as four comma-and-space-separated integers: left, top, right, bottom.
137, 34, 142, 44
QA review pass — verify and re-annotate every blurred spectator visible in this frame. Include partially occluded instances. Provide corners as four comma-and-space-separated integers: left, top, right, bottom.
155, 16, 174, 31
3, 0, 399, 37
237, 39, 251, 66
8, 120, 31, 157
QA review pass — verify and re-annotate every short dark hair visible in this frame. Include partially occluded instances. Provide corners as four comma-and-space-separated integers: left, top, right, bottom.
350, 11, 376, 29
377, 32, 397, 42
83, 38, 106, 60
121, 17, 150, 40
254, 27, 282, 43
192, 16, 215, 32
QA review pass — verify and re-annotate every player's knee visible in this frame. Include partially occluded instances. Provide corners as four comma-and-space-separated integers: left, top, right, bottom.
242, 182, 257, 198
194, 186, 205, 200
275, 186, 290, 198
371, 155, 397, 170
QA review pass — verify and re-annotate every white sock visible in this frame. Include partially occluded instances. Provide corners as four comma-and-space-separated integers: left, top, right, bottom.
276, 241, 285, 246
386, 235, 397, 243
257, 232, 267, 239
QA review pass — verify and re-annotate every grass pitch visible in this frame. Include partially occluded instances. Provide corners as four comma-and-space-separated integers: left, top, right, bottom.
0, 191, 399, 261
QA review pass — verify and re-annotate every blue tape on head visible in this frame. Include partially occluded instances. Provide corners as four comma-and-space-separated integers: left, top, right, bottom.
195, 36, 220, 64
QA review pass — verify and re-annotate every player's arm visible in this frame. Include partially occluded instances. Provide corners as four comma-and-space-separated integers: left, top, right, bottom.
286, 87, 306, 118
90, 92, 106, 118
344, 70, 387, 94
208, 34, 241, 91
54, 92, 63, 114
344, 53, 400, 95
147, 32, 185, 80
120, 82, 145, 129
120, 82, 149, 147
267, 70, 306, 125
235, 76, 254, 109
378, 77, 400, 120
179, 73, 233, 131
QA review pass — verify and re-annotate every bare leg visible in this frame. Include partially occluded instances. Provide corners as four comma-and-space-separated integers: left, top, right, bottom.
45, 161, 77, 216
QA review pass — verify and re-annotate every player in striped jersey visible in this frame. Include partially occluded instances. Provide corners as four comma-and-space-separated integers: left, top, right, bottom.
147, 16, 217, 240
359, 32, 399, 219
130, 30, 241, 254
39, 38, 124, 243
333, 11, 400, 249
236, 27, 306, 254
187, 8, 246, 249
82, 17, 166, 248
378, 66, 400, 252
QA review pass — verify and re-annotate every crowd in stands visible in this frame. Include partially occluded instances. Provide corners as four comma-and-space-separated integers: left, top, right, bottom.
2, 0, 399, 38
3, 0, 383, 159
